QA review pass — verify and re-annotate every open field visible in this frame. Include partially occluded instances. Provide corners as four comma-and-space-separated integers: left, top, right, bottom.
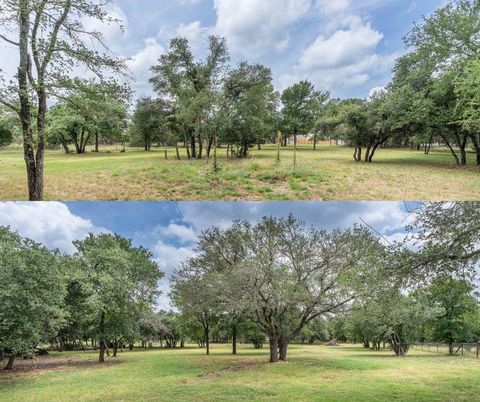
1, 344, 479, 402
0, 145, 479, 200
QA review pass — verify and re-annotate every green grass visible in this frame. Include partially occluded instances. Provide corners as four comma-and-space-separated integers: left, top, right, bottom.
1, 344, 479, 401
0, 144, 479, 200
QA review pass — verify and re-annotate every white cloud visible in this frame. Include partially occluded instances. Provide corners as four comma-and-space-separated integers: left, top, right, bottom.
127, 37, 164, 77
299, 20, 383, 70
163, 223, 198, 244
152, 240, 196, 310
315, 0, 350, 15
152, 241, 195, 274
213, 0, 312, 57
281, 15, 399, 92
0, 202, 110, 253
126, 37, 165, 95
175, 21, 211, 50
81, 6, 129, 43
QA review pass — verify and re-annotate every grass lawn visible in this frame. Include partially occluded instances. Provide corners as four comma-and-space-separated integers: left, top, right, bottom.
0, 145, 479, 200
1, 344, 479, 401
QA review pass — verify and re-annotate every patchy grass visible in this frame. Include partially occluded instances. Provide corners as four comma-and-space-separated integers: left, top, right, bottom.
0, 145, 479, 200
1, 344, 479, 401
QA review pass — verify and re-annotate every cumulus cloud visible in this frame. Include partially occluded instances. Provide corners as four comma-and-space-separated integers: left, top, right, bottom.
280, 13, 399, 92
162, 223, 198, 244
299, 20, 383, 70
152, 241, 195, 275
126, 37, 165, 95
171, 21, 211, 52
81, 6, 129, 43
152, 240, 196, 310
213, 0, 311, 57
0, 202, 110, 253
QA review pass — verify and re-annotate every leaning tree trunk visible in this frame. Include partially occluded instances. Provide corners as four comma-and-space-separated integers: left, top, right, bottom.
206, 134, 214, 160
3, 355, 15, 371
175, 142, 181, 160
442, 135, 460, 166
364, 144, 372, 162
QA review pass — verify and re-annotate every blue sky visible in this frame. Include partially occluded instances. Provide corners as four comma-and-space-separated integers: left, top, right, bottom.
0, 201, 415, 309
0, 0, 446, 100
112, 0, 446, 98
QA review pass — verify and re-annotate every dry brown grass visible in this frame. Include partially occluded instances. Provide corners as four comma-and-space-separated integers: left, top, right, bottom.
0, 144, 479, 200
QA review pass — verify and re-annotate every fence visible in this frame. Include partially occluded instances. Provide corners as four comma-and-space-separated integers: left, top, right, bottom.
412, 342, 480, 359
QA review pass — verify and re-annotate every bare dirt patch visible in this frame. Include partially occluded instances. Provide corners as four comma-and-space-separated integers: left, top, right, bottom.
187, 358, 263, 384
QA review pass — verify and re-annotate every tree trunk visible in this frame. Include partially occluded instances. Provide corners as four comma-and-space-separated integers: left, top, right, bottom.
444, 137, 460, 165
232, 325, 237, 355
113, 341, 118, 357
60, 136, 70, 154
175, 142, 181, 160
190, 137, 196, 159
95, 132, 99, 152
198, 137, 203, 159
18, 1, 44, 201
206, 134, 214, 160
99, 342, 106, 363
353, 146, 362, 162
269, 336, 279, 363
364, 145, 372, 162
279, 339, 288, 361
455, 133, 468, 166
205, 325, 210, 356
313, 131, 317, 151
3, 355, 15, 371
99, 311, 106, 363
293, 131, 297, 166
183, 131, 191, 159
470, 133, 480, 166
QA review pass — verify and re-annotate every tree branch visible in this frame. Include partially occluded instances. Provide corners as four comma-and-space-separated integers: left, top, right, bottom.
0, 34, 19, 47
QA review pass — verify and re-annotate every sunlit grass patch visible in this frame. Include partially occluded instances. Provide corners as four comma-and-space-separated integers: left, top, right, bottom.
1, 344, 479, 402
0, 145, 479, 200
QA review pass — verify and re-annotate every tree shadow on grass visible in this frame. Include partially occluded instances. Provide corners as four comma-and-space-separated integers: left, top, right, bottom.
0, 355, 124, 382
